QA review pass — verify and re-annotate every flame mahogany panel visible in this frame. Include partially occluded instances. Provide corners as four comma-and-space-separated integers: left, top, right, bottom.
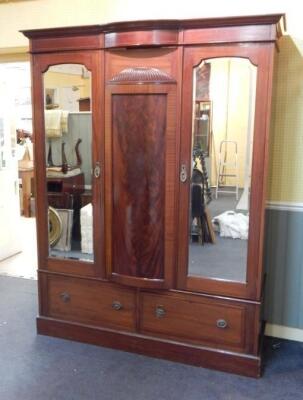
112, 94, 166, 279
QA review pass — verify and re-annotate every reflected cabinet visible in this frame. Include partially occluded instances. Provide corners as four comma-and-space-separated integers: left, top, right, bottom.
23, 14, 284, 377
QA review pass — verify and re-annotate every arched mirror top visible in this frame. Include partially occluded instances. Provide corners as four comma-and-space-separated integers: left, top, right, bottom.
41, 61, 92, 75
193, 56, 258, 70
43, 64, 91, 112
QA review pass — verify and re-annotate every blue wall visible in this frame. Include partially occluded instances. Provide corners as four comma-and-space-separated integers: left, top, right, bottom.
264, 208, 303, 329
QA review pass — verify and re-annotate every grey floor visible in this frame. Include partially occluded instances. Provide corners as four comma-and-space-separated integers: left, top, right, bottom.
1, 275, 303, 400
189, 237, 247, 281
189, 189, 247, 282
209, 188, 244, 216
50, 248, 93, 262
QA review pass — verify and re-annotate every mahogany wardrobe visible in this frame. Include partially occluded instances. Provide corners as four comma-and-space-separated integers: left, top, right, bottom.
22, 14, 284, 377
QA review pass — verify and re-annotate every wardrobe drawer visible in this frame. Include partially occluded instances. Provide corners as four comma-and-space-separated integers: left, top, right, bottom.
47, 275, 136, 331
140, 292, 256, 353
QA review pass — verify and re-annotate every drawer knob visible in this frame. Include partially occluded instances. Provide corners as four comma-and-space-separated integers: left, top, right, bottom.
155, 305, 166, 318
180, 164, 187, 183
60, 292, 70, 303
94, 162, 101, 179
216, 319, 228, 329
112, 301, 122, 311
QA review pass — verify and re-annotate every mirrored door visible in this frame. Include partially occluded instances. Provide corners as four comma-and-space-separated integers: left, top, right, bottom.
32, 51, 104, 276
178, 46, 268, 299
43, 64, 94, 262
189, 57, 256, 283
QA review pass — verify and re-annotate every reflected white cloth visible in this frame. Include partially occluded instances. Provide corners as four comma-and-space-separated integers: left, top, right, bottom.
45, 110, 69, 137
45, 110, 63, 137
80, 203, 93, 254
61, 110, 69, 134
212, 211, 248, 240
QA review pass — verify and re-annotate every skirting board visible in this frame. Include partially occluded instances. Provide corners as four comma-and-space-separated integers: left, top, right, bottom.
265, 323, 303, 342
37, 316, 262, 378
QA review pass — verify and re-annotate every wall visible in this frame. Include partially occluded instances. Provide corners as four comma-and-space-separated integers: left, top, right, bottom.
209, 58, 255, 188
44, 71, 91, 104
264, 35, 303, 338
0, 79, 22, 261
0, 0, 104, 51
0, 0, 302, 339
268, 36, 303, 203
0, 0, 298, 51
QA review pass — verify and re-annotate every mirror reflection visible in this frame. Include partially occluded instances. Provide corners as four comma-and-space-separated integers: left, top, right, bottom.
188, 58, 257, 282
43, 64, 93, 262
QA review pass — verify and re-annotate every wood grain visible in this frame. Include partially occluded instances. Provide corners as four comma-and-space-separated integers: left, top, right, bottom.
105, 30, 178, 48
22, 14, 285, 45
183, 25, 275, 45
37, 316, 262, 378
46, 274, 136, 331
29, 35, 104, 54
105, 84, 177, 289
140, 291, 258, 354
112, 93, 166, 279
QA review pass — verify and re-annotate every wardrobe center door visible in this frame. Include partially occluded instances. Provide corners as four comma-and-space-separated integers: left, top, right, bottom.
32, 52, 104, 276
105, 81, 177, 289
177, 45, 273, 299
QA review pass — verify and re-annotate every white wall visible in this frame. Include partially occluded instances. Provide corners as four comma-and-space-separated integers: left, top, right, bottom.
0, 79, 21, 261
0, 0, 301, 52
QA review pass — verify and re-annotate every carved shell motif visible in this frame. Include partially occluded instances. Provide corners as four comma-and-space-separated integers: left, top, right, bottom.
109, 67, 176, 84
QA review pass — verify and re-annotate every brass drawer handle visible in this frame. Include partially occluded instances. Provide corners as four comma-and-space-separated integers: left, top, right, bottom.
216, 319, 228, 329
155, 305, 166, 318
60, 292, 70, 303
112, 301, 123, 311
